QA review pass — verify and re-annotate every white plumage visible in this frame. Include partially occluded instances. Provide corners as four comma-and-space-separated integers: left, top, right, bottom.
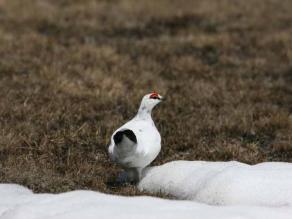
108, 92, 164, 183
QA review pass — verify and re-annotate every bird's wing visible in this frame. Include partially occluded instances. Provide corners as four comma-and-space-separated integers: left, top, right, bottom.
108, 119, 161, 167
123, 119, 161, 154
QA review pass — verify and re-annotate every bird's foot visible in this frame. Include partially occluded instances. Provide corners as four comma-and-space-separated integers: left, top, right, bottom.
117, 171, 130, 184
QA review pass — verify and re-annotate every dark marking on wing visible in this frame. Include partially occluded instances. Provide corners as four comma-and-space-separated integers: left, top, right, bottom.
113, 129, 137, 145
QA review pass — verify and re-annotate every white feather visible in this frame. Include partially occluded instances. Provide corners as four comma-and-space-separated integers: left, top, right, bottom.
108, 93, 163, 170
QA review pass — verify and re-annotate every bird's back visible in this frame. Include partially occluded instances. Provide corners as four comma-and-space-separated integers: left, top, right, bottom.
108, 118, 161, 168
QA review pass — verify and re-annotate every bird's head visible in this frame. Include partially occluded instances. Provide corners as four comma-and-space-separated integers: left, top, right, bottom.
140, 91, 164, 112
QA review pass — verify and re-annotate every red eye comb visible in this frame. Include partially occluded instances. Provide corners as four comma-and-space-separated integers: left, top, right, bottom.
150, 91, 159, 98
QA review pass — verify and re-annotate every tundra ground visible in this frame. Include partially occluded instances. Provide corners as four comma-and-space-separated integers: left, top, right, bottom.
0, 0, 292, 196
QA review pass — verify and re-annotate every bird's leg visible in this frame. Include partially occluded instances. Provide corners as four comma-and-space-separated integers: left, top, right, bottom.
116, 168, 144, 185
121, 168, 141, 184
136, 167, 143, 181
116, 170, 129, 184
128, 167, 144, 184
115, 168, 136, 185
125, 168, 136, 184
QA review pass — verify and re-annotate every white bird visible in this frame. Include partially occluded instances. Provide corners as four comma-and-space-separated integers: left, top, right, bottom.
108, 92, 164, 183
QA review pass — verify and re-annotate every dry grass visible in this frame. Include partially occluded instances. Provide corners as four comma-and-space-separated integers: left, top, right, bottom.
0, 0, 292, 196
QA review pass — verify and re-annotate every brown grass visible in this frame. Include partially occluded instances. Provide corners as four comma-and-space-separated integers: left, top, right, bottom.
0, 0, 292, 196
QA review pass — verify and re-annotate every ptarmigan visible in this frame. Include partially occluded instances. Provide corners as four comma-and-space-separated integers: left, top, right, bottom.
108, 92, 164, 183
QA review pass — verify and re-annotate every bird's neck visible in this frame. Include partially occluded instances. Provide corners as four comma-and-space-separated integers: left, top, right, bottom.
136, 104, 153, 120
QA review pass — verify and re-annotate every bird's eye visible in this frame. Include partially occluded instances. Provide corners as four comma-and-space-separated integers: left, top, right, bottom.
150, 92, 160, 99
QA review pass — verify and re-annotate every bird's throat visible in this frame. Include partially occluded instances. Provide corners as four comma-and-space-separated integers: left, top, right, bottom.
137, 105, 152, 120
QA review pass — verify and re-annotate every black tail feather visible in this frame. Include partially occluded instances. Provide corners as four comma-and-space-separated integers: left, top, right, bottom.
113, 129, 137, 145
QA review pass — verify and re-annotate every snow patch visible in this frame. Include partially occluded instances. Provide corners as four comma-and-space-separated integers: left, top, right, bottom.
0, 183, 291, 219
139, 160, 292, 206
1, 161, 292, 218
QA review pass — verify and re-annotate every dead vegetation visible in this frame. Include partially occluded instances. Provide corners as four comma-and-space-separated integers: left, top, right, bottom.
0, 0, 292, 195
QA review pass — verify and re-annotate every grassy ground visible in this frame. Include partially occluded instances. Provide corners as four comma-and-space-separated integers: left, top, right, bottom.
0, 0, 292, 196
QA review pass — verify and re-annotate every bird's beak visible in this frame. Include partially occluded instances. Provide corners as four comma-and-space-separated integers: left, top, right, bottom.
159, 96, 165, 101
